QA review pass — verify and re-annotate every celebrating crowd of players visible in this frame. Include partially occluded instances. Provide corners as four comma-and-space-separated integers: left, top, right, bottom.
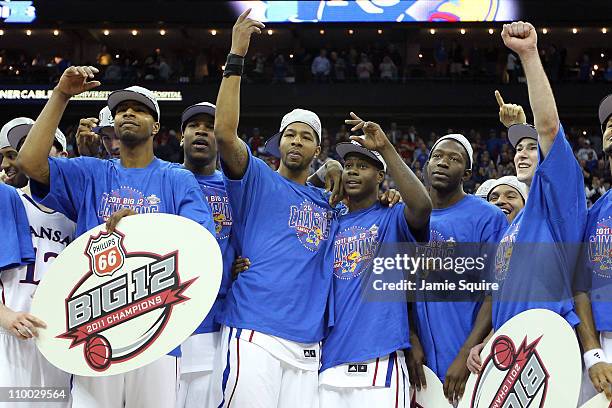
1, 9, 612, 408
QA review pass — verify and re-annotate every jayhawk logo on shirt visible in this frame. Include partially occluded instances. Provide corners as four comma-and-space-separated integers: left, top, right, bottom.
288, 200, 334, 252
588, 216, 612, 278
333, 225, 379, 280
202, 187, 233, 240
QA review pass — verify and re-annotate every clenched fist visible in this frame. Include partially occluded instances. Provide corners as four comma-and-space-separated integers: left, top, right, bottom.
501, 21, 538, 56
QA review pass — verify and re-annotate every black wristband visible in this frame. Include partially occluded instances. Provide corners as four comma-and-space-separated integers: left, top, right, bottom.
223, 53, 245, 77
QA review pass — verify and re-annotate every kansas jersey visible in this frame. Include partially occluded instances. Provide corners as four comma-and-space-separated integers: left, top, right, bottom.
219, 147, 337, 343
192, 170, 236, 334
0, 184, 34, 270
416, 195, 507, 381
1, 191, 75, 312
321, 202, 419, 372
578, 190, 612, 331
492, 125, 587, 330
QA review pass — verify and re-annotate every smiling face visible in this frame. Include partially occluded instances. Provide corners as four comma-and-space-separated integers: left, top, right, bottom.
488, 184, 525, 223
427, 140, 471, 192
342, 153, 384, 200
603, 117, 612, 155
182, 113, 216, 167
113, 100, 160, 147
278, 122, 320, 171
0, 146, 28, 188
513, 138, 538, 185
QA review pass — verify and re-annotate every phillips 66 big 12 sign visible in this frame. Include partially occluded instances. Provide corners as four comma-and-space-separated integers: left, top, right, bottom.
31, 213, 222, 376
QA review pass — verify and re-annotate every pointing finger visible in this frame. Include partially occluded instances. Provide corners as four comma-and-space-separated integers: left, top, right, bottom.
494, 90, 505, 107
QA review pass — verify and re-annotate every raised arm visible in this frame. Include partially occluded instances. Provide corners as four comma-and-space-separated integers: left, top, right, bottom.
214, 9, 264, 179
346, 113, 432, 237
501, 22, 559, 157
17, 66, 100, 184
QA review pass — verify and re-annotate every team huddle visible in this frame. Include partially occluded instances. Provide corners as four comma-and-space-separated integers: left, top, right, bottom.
1, 9, 612, 408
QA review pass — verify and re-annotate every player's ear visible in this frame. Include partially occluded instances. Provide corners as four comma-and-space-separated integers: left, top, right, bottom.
377, 170, 385, 184
462, 168, 473, 182
180, 134, 184, 147
151, 122, 160, 137
59, 151, 68, 158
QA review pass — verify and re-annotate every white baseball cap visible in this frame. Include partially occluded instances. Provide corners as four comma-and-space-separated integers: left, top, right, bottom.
475, 179, 496, 199
430, 133, 474, 169
487, 175, 529, 202
336, 137, 387, 171
264, 108, 322, 158
0, 117, 66, 152
507, 123, 538, 148
181, 102, 216, 132
598, 94, 612, 133
93, 106, 115, 133
107, 86, 160, 121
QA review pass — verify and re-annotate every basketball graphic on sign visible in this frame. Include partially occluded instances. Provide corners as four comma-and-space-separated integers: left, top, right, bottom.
491, 335, 515, 371
84, 335, 112, 371
31, 213, 222, 376
458, 309, 581, 408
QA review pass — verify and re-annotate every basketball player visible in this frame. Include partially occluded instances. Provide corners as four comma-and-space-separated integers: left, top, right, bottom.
76, 106, 120, 159
209, 9, 343, 407
175, 102, 237, 408
467, 23, 587, 377
318, 114, 431, 407
574, 93, 612, 402
16, 66, 215, 408
0, 117, 74, 407
410, 133, 508, 404
491, 21, 586, 329
486, 176, 528, 223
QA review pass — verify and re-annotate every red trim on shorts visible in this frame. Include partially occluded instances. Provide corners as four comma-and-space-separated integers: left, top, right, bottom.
372, 357, 380, 386
227, 338, 240, 407
394, 353, 399, 408
248, 330, 254, 342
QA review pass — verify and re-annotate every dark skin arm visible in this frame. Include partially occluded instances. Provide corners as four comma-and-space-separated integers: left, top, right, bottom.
345, 113, 432, 239
443, 296, 492, 404
307, 160, 344, 206
214, 9, 264, 180
17, 66, 100, 184
406, 306, 427, 391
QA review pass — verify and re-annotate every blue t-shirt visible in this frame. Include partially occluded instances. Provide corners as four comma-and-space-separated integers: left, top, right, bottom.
416, 195, 507, 381
219, 148, 337, 343
578, 190, 612, 331
492, 125, 587, 330
0, 184, 35, 270
31, 156, 215, 356
321, 202, 419, 371
192, 170, 236, 334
